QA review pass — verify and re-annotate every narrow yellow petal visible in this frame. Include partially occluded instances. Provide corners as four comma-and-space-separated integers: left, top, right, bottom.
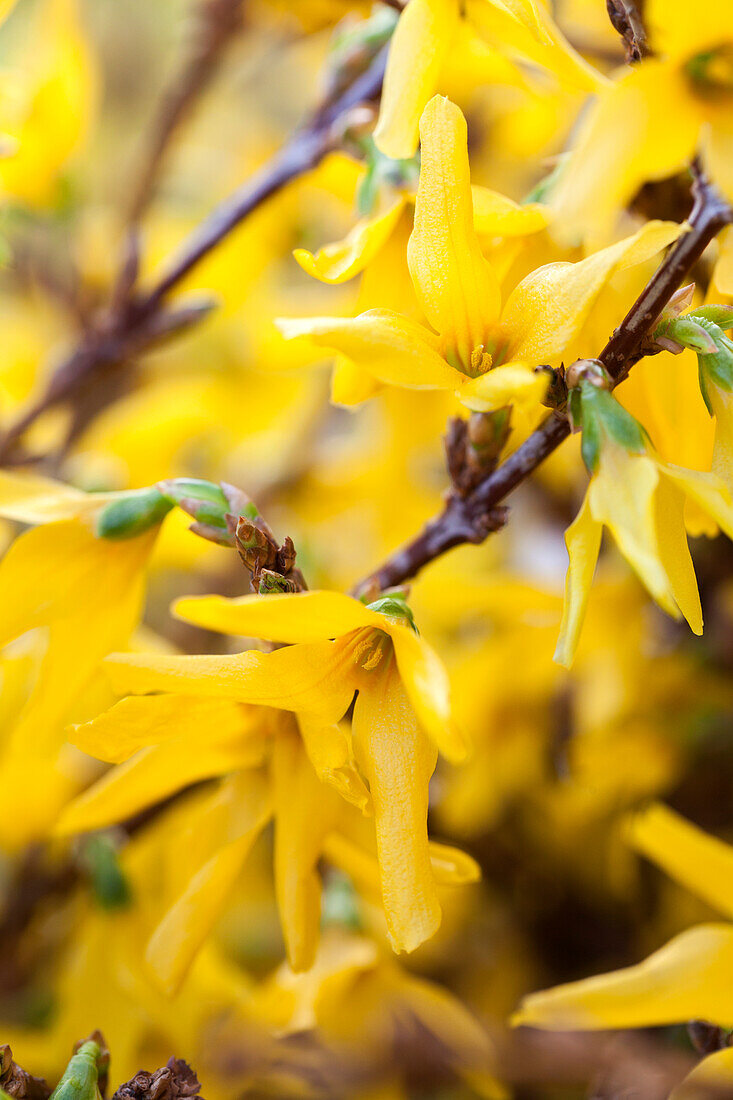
513, 925, 733, 1030
670, 1046, 733, 1100
589, 447, 678, 618
106, 643, 357, 724
709, 385, 733, 494
330, 355, 383, 406
390, 624, 468, 762
466, 0, 604, 94
459, 362, 548, 414
69, 694, 255, 763
373, 0, 459, 159
471, 185, 548, 238
663, 463, 733, 542
502, 220, 683, 364
0, 470, 86, 523
629, 803, 733, 920
277, 310, 463, 390
352, 663, 441, 953
428, 841, 481, 884
174, 590, 383, 644
273, 721, 341, 971
57, 719, 266, 836
554, 492, 602, 668
653, 475, 703, 634
408, 96, 501, 369
294, 198, 405, 284
297, 714, 371, 813
146, 773, 271, 995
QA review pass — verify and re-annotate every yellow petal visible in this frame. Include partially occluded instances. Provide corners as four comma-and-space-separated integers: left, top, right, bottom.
277, 310, 463, 390
502, 220, 683, 364
389, 623, 468, 762
466, 0, 603, 93
589, 446, 678, 618
352, 663, 440, 953
273, 721, 341, 971
653, 474, 703, 634
146, 772, 271, 995
68, 694, 256, 763
297, 714, 371, 813
373, 0, 459, 159
670, 1046, 733, 1100
330, 355, 383, 406
428, 841, 481, 884
709, 385, 733, 494
57, 716, 266, 836
554, 491, 602, 668
513, 925, 733, 1030
175, 590, 383, 643
293, 197, 405, 284
106, 642, 357, 724
0, 470, 86, 523
629, 803, 733, 920
408, 96, 501, 369
551, 63, 700, 243
663, 463, 733, 542
471, 185, 548, 237
459, 362, 548, 413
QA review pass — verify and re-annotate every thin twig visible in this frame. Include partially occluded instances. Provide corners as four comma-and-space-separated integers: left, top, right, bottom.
126, 0, 247, 224
356, 165, 732, 595
0, 46, 387, 464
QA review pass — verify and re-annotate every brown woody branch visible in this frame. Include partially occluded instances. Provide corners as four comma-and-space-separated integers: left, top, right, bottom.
356, 164, 733, 595
0, 44, 387, 465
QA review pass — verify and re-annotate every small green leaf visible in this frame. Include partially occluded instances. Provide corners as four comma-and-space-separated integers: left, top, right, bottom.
95, 488, 172, 540
689, 304, 733, 329
367, 594, 418, 633
664, 317, 719, 354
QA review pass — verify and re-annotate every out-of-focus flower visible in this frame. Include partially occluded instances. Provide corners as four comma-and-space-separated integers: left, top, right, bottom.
550, 0, 733, 240
373, 0, 603, 159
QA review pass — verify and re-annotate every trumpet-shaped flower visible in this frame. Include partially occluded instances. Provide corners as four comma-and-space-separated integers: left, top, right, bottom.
555, 383, 733, 667
57, 589, 476, 986
373, 0, 604, 160
550, 0, 733, 241
279, 97, 681, 418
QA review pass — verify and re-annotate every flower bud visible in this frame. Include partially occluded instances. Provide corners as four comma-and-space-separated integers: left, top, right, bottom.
95, 487, 172, 540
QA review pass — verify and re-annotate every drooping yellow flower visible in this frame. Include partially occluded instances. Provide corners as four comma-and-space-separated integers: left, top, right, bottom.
512, 804, 733, 1038
255, 929, 506, 1099
0, 472, 162, 846
555, 387, 733, 667
57, 590, 476, 987
279, 96, 681, 417
550, 0, 733, 241
373, 0, 603, 160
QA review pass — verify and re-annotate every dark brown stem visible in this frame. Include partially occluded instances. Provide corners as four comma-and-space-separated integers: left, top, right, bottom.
356, 165, 732, 594
0, 46, 386, 464
126, 0, 247, 224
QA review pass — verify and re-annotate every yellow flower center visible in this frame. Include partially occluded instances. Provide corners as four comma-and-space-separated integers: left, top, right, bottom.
352, 627, 392, 671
